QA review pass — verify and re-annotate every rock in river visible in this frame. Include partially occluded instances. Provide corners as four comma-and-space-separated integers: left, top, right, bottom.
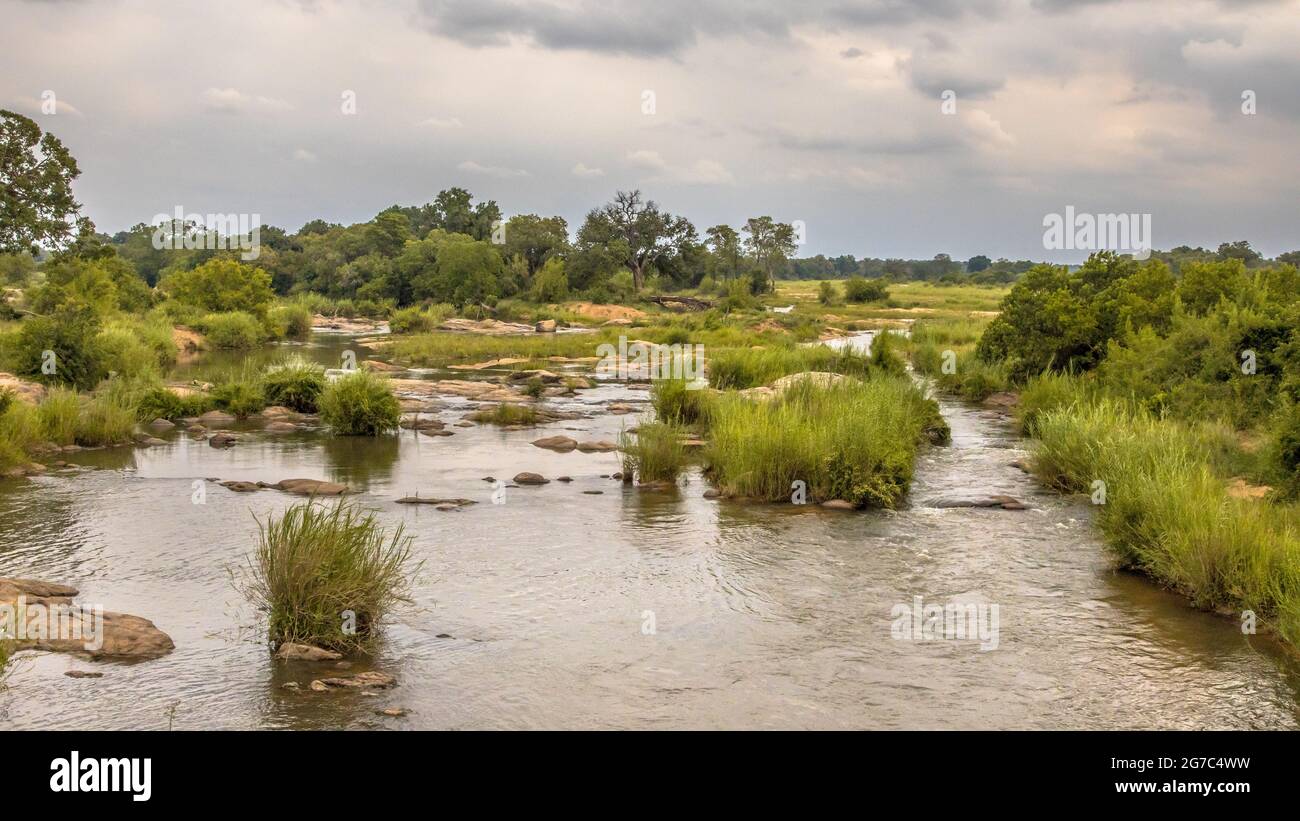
513, 472, 550, 485
0, 577, 175, 660
275, 642, 344, 661
532, 435, 578, 452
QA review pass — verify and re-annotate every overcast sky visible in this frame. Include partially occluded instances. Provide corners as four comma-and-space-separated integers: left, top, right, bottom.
3, 0, 1298, 261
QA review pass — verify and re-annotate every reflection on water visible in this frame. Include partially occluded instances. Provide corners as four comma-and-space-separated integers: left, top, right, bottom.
2, 333, 1299, 729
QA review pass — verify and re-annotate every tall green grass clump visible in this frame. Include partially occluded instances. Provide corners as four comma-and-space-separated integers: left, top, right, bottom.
704, 377, 946, 507
621, 421, 687, 484
1031, 399, 1300, 645
262, 356, 327, 412
467, 402, 541, 426
320, 370, 401, 435
247, 500, 418, 651
1016, 371, 1090, 437
0, 389, 39, 470
134, 386, 213, 421
36, 387, 80, 445
74, 392, 136, 446
651, 378, 716, 427
708, 344, 880, 390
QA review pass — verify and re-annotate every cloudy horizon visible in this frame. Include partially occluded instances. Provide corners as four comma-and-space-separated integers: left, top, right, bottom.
3, 0, 1298, 261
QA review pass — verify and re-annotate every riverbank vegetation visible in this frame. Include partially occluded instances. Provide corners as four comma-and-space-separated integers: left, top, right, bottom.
910, 249, 1300, 646
319, 371, 401, 436
702, 376, 947, 507
247, 500, 418, 652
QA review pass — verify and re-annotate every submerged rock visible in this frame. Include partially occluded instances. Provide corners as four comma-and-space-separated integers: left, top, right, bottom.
310, 671, 396, 690
275, 642, 344, 661
928, 495, 1026, 511
820, 499, 856, 510
575, 440, 618, 453
395, 496, 476, 506
263, 478, 349, 496
208, 432, 238, 448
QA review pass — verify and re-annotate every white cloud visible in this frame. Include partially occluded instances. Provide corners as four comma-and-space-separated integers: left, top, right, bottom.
571, 162, 605, 177
201, 87, 291, 114
626, 150, 733, 184
420, 116, 464, 128
292, 148, 318, 163
458, 159, 529, 178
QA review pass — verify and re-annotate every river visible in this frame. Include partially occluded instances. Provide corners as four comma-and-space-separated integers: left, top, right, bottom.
2, 331, 1298, 729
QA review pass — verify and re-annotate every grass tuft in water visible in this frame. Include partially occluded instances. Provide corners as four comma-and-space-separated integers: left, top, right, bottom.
247, 500, 419, 652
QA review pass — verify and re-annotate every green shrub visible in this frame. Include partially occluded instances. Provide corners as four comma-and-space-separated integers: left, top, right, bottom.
388, 306, 436, 335
159, 258, 275, 316
262, 356, 326, 412
320, 370, 400, 435
247, 500, 418, 652
14, 305, 104, 390
621, 422, 687, 484
197, 311, 265, 349
269, 303, 312, 339
843, 276, 889, 303
818, 281, 839, 305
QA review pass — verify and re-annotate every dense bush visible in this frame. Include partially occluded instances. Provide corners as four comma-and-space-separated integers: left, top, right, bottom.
843, 276, 889, 303
197, 311, 265, 349
159, 258, 275, 316
14, 305, 104, 390
319, 370, 400, 435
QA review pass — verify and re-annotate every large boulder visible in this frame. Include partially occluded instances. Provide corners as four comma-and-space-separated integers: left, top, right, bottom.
513, 472, 549, 485
0, 577, 175, 660
531, 435, 578, 452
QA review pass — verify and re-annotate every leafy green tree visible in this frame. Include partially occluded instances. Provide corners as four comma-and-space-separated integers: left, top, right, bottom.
705, 224, 742, 281
531, 257, 569, 302
1177, 259, 1247, 315
159, 258, 275, 315
31, 254, 151, 315
843, 276, 889, 303
966, 254, 991, 273
0, 110, 82, 254
577, 190, 695, 292
0, 252, 36, 285
742, 216, 796, 293
503, 214, 568, 276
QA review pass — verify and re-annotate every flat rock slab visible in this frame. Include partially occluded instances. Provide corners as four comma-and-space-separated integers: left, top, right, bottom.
263, 478, 350, 496
310, 671, 396, 690
927, 495, 1026, 510
395, 496, 476, 506
575, 440, 618, 453
0, 577, 174, 660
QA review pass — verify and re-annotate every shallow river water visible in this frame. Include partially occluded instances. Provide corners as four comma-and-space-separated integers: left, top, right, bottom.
2, 332, 1299, 729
